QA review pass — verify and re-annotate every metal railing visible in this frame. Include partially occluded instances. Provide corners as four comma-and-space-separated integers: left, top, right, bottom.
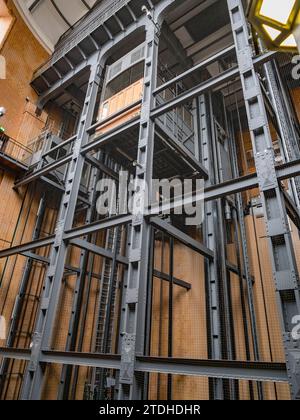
0, 134, 33, 167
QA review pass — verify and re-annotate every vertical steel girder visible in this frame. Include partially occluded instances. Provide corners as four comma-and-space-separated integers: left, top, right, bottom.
263, 61, 300, 208
20, 55, 103, 400
117, 22, 159, 401
57, 152, 103, 400
0, 193, 47, 397
228, 0, 300, 400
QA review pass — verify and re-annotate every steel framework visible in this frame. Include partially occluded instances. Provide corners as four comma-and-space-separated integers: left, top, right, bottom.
0, 0, 300, 400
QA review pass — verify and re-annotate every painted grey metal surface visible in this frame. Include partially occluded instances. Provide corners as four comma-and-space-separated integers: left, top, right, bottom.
1, 0, 300, 400
227, 0, 300, 400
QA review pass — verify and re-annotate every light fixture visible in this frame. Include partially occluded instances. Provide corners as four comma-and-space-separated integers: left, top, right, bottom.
0, 106, 6, 117
248, 0, 300, 52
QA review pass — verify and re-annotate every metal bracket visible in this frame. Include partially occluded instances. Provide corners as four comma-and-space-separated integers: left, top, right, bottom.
28, 333, 42, 372
126, 288, 139, 305
256, 150, 277, 191
119, 333, 136, 385
285, 335, 300, 400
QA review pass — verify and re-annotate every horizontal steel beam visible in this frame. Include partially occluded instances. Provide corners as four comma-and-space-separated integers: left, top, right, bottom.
283, 190, 300, 231
42, 135, 76, 159
85, 155, 119, 180
136, 357, 288, 383
148, 160, 300, 216
150, 51, 276, 119
153, 269, 192, 290
41, 351, 121, 370
152, 67, 239, 119
0, 348, 287, 383
0, 347, 31, 362
0, 216, 132, 259
153, 44, 236, 96
150, 217, 214, 260
70, 238, 128, 265
0, 236, 55, 259
278, 160, 300, 181
4, 160, 300, 261
14, 155, 72, 188
82, 117, 140, 155
63, 214, 133, 241
22, 252, 50, 264
87, 100, 142, 134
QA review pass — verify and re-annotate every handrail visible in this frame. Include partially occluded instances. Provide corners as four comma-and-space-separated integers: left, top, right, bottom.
0, 134, 33, 165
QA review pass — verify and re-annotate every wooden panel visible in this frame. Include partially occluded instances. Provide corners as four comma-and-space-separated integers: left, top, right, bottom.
149, 235, 209, 400
96, 79, 143, 135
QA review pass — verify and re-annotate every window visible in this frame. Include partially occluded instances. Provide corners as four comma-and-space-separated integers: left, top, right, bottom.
104, 61, 144, 101
0, 1, 13, 49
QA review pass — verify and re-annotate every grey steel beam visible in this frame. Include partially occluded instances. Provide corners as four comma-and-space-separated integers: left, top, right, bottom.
153, 269, 191, 291
228, 99, 262, 398
38, 63, 92, 108
208, 92, 236, 393
0, 348, 31, 362
58, 158, 107, 400
278, 160, 300, 180
155, 122, 209, 179
150, 217, 214, 260
84, 155, 119, 180
42, 135, 76, 159
21, 252, 49, 265
41, 351, 121, 370
228, 0, 300, 400
153, 44, 236, 96
82, 117, 140, 155
0, 348, 287, 383
87, 100, 142, 134
40, 176, 65, 193
2, 160, 300, 262
70, 238, 128, 266
147, 159, 300, 217
0, 236, 55, 259
283, 190, 300, 232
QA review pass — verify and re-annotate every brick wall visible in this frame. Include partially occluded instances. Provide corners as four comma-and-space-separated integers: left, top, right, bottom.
0, 0, 49, 143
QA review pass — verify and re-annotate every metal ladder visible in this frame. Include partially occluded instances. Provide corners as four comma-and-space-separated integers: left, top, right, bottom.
91, 157, 124, 399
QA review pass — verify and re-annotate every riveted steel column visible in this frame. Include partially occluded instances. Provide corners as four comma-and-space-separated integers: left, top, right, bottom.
118, 22, 159, 401
20, 55, 103, 400
228, 0, 300, 400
